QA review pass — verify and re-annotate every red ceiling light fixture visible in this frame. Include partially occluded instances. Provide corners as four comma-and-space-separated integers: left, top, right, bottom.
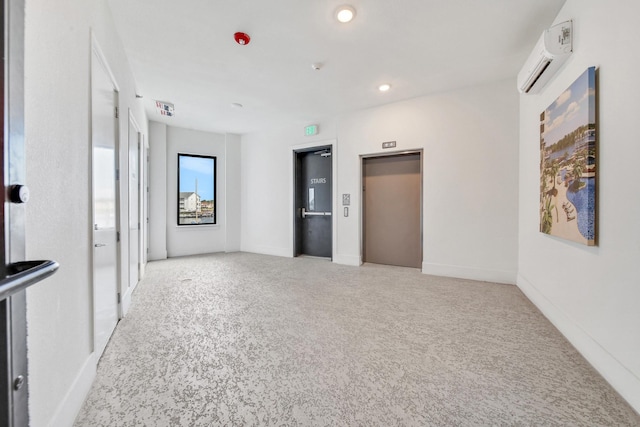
234, 32, 251, 45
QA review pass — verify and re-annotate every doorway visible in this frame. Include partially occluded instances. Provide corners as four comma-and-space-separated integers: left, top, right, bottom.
294, 147, 332, 258
362, 152, 422, 268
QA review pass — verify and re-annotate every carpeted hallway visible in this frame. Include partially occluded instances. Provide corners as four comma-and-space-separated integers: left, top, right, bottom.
73, 253, 640, 426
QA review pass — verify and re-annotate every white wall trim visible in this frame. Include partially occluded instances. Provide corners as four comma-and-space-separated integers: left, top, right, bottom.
121, 286, 133, 315
46, 353, 96, 427
517, 273, 640, 413
242, 245, 292, 259
422, 262, 516, 285
333, 254, 361, 266
148, 249, 168, 261
90, 31, 120, 92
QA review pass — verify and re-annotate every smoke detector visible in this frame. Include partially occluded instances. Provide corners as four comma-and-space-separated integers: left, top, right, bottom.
234, 32, 251, 45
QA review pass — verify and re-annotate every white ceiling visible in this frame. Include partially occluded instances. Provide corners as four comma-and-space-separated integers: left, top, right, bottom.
107, 0, 566, 135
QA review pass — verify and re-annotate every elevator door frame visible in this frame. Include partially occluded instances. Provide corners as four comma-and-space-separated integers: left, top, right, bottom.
360, 149, 424, 269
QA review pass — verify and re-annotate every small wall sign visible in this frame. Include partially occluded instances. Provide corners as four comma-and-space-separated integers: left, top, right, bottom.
305, 124, 319, 136
382, 141, 396, 149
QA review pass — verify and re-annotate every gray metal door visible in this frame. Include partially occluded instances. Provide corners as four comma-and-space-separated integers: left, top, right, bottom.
295, 148, 332, 258
363, 153, 422, 268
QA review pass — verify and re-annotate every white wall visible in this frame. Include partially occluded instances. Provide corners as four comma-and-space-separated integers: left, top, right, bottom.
337, 82, 520, 282
241, 80, 520, 284
23, 1, 147, 425
240, 122, 338, 257
148, 121, 168, 260
148, 124, 241, 258
518, 0, 640, 412
225, 133, 242, 252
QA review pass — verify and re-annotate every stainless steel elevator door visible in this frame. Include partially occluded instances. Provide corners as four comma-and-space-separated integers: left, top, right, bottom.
363, 153, 422, 268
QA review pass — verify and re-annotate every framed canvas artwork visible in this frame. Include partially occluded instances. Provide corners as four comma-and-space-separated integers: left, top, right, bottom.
539, 67, 596, 245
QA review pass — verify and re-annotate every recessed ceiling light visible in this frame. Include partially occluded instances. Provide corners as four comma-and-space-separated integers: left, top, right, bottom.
335, 5, 356, 23
378, 84, 391, 92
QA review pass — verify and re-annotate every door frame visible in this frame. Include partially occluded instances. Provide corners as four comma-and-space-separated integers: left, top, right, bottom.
141, 134, 149, 278
360, 149, 424, 269
290, 139, 337, 259
90, 34, 122, 347
1, 0, 29, 423
123, 109, 142, 315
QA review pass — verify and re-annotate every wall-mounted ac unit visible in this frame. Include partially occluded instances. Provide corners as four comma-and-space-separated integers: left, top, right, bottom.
517, 20, 573, 94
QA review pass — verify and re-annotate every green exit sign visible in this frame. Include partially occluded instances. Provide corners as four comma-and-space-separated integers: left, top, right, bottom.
305, 124, 318, 136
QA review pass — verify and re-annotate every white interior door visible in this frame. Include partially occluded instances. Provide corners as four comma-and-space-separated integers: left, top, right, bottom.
141, 138, 149, 275
91, 47, 120, 358
128, 113, 140, 294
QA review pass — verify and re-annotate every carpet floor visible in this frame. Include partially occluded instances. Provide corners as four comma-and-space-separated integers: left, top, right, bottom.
74, 253, 640, 426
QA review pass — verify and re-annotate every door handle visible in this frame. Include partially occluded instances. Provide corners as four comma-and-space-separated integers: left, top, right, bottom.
301, 208, 332, 218
94, 243, 107, 248
0, 260, 59, 300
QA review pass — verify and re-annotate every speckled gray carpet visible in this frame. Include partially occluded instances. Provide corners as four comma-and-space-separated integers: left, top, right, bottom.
74, 253, 640, 426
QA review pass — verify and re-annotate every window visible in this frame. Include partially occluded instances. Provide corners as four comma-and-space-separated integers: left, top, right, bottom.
177, 153, 216, 225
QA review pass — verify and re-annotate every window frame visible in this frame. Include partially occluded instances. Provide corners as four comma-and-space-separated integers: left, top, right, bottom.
177, 153, 217, 226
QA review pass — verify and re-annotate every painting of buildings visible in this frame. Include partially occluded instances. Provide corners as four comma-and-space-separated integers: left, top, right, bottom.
539, 67, 596, 245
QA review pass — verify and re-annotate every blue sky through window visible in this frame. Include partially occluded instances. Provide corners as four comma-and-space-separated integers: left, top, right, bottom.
179, 155, 215, 200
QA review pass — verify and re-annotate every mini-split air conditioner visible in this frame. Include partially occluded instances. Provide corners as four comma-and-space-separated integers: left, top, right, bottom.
517, 20, 573, 94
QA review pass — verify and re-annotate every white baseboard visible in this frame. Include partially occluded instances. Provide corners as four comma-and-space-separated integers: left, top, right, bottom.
139, 262, 146, 280
241, 245, 292, 258
47, 353, 96, 427
225, 243, 241, 253
422, 262, 516, 284
332, 254, 361, 266
121, 288, 131, 317
148, 250, 167, 261
517, 273, 640, 413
